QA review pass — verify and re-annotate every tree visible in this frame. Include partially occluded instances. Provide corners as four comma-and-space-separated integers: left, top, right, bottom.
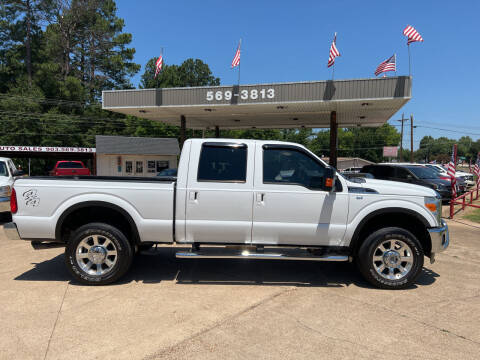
45, 0, 140, 100
140, 57, 220, 89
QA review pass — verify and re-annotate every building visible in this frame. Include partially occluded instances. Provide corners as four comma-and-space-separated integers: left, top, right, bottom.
95, 136, 179, 177
320, 157, 374, 171
101, 76, 412, 168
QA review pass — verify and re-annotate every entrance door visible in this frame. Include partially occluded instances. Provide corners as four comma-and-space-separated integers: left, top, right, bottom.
252, 144, 348, 246
185, 141, 254, 244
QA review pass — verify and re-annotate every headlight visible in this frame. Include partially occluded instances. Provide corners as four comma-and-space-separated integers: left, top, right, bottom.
425, 196, 442, 225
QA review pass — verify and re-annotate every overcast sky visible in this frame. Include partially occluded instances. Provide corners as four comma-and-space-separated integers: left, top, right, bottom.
116, 0, 480, 149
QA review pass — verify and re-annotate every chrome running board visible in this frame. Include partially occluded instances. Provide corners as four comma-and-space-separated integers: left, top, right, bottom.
176, 247, 349, 262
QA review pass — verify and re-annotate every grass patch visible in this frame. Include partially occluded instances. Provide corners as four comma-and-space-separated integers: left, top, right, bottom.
463, 208, 480, 223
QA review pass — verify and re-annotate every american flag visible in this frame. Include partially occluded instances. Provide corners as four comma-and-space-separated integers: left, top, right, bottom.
231, 40, 241, 68
374, 54, 396, 76
327, 33, 340, 68
154, 55, 163, 78
447, 144, 457, 198
403, 25, 424, 45
474, 152, 480, 186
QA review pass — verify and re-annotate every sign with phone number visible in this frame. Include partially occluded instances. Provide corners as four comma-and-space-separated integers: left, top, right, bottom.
206, 88, 275, 102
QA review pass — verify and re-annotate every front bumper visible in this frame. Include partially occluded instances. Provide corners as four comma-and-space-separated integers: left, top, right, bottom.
0, 196, 10, 212
3, 222, 21, 241
427, 219, 449, 262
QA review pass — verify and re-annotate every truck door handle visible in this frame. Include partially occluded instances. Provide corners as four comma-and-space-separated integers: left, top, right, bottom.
256, 193, 265, 203
189, 191, 198, 201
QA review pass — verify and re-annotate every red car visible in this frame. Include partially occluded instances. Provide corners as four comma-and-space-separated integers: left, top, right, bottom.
50, 161, 91, 176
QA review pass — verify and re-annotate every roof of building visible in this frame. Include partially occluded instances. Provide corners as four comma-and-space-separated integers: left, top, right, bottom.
102, 76, 412, 130
95, 136, 179, 155
321, 157, 375, 170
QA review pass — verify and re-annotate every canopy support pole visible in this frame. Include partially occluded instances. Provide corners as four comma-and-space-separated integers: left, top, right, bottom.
329, 111, 338, 168
180, 115, 186, 148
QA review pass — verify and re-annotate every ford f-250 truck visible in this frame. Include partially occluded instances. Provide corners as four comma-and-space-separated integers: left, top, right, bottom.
4, 139, 449, 289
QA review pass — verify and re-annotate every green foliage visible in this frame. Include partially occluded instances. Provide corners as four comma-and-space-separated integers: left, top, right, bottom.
140, 57, 220, 89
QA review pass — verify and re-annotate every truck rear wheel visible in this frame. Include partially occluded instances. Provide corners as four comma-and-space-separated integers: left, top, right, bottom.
357, 227, 424, 289
65, 222, 133, 285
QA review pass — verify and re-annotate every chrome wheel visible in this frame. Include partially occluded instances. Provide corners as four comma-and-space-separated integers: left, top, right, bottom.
75, 235, 118, 276
372, 239, 413, 281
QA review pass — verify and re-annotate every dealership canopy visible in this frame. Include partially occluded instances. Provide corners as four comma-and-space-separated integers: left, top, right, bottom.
102, 76, 411, 129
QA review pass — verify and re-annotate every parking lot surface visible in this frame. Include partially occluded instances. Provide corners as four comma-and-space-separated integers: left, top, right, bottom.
0, 220, 479, 360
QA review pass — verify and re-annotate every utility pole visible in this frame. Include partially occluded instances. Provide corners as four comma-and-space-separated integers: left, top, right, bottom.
397, 113, 405, 162
410, 114, 414, 163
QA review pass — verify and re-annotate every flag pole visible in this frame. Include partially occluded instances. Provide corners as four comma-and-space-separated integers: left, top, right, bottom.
332, 32, 337, 80
237, 38, 242, 86
407, 43, 411, 77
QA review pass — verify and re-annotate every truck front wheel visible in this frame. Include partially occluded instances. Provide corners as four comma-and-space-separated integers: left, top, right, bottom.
357, 227, 424, 289
65, 223, 133, 285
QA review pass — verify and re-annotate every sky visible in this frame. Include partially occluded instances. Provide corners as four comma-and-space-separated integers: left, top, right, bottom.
115, 0, 480, 149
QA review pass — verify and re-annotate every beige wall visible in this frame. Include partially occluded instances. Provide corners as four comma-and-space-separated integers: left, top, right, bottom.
97, 154, 177, 177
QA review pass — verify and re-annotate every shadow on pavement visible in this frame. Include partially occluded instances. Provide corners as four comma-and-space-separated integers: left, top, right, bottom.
13, 247, 440, 289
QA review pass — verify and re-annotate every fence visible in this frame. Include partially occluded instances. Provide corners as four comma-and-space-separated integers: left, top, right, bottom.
449, 187, 480, 219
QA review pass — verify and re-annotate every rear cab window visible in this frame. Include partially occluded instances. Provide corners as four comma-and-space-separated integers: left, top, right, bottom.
197, 143, 247, 182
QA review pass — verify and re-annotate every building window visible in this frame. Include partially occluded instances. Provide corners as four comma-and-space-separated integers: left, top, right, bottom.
197, 144, 247, 182
136, 161, 143, 174
147, 161, 156, 173
156, 160, 169, 172
125, 161, 132, 174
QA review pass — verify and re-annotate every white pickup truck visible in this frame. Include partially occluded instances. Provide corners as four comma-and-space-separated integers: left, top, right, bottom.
4, 139, 449, 289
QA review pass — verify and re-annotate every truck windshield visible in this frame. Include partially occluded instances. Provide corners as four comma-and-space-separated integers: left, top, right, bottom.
0, 162, 7, 177
406, 166, 439, 179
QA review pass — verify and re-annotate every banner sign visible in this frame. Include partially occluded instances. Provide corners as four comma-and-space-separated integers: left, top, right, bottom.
383, 146, 398, 157
0, 146, 96, 153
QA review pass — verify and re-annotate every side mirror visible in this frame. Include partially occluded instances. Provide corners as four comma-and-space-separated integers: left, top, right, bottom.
13, 170, 25, 177
323, 167, 336, 192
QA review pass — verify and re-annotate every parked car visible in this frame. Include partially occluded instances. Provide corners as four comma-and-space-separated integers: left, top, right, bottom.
425, 164, 475, 187
362, 164, 454, 201
341, 167, 363, 174
341, 172, 374, 180
5, 139, 449, 289
156, 168, 177, 177
0, 157, 24, 213
49, 161, 91, 176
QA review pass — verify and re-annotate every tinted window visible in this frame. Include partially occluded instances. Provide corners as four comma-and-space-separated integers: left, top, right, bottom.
198, 144, 247, 182
394, 167, 413, 179
263, 148, 325, 188
0, 162, 7, 177
57, 162, 84, 168
406, 166, 439, 179
363, 166, 393, 179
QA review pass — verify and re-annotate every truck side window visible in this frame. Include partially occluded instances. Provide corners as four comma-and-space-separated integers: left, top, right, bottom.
197, 144, 247, 182
0, 162, 7, 177
263, 148, 325, 188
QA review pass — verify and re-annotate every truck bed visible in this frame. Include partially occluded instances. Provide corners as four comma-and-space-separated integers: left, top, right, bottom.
12, 176, 177, 243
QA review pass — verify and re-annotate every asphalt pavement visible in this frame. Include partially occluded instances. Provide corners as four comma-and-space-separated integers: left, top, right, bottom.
0, 220, 479, 359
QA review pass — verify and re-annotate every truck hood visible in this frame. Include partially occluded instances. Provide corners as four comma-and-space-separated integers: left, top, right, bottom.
347, 178, 438, 197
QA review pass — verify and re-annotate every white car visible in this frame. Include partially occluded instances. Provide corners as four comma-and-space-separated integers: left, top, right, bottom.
0, 157, 23, 212
4, 139, 449, 289
426, 164, 475, 187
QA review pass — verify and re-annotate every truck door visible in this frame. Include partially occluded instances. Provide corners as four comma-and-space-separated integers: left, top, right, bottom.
185, 141, 254, 244
252, 143, 348, 246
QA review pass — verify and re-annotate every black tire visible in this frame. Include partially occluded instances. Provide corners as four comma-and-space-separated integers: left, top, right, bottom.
357, 227, 424, 289
65, 222, 133, 285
